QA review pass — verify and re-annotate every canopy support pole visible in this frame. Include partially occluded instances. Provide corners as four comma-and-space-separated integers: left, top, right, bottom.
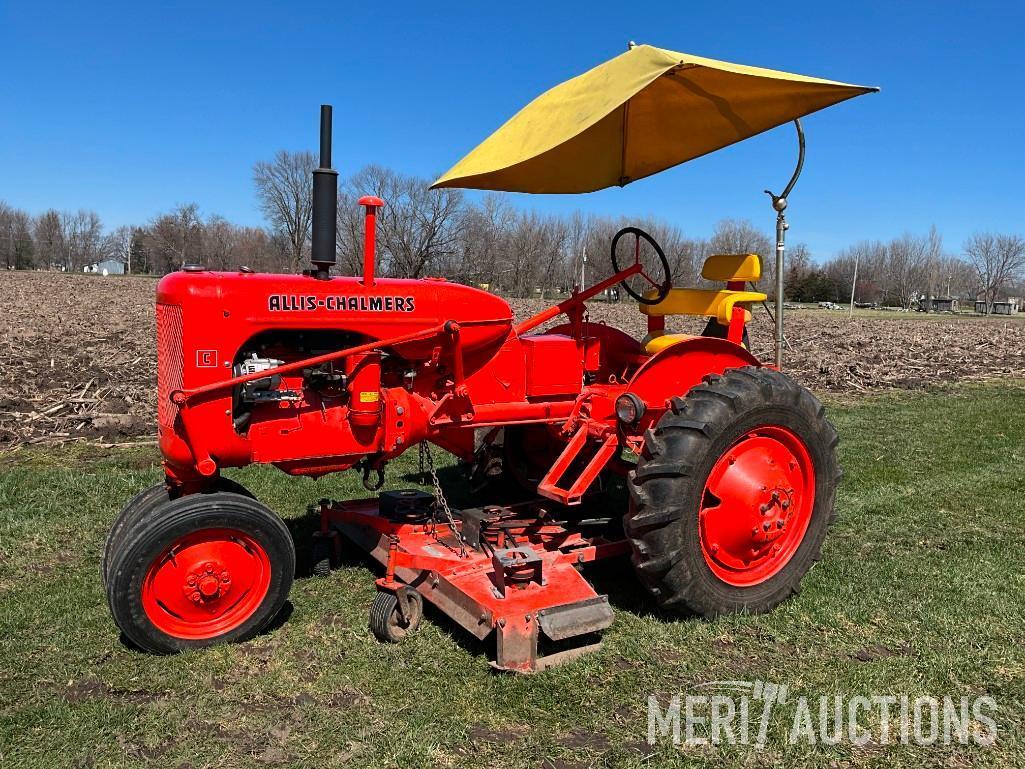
764, 119, 805, 369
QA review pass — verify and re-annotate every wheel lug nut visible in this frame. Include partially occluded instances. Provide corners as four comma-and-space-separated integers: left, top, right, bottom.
763, 522, 771, 532
187, 575, 197, 586
777, 520, 785, 529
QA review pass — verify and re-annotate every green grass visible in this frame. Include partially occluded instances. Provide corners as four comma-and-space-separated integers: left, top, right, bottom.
1, 384, 1024, 768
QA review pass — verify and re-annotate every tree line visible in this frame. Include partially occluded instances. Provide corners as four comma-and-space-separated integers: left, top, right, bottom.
2, 150, 1023, 308
792, 228, 1025, 309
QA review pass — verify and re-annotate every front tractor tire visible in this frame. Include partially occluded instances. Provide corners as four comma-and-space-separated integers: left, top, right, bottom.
105, 492, 295, 654
626, 367, 840, 617
101, 478, 253, 588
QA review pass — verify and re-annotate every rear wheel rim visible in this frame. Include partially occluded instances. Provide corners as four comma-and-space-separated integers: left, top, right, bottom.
698, 426, 815, 587
141, 527, 271, 639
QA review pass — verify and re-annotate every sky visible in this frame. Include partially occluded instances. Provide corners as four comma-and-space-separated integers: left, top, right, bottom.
1, 1, 1023, 262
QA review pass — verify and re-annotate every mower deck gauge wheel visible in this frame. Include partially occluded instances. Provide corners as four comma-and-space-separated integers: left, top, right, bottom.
311, 532, 334, 577
370, 587, 423, 643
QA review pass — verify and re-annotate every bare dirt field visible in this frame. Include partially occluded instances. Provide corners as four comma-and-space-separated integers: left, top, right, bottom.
2, 271, 1023, 449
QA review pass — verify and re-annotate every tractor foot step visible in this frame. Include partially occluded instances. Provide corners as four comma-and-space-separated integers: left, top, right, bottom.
537, 428, 619, 505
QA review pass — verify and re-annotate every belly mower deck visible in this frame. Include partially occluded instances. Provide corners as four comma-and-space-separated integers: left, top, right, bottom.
316, 490, 626, 673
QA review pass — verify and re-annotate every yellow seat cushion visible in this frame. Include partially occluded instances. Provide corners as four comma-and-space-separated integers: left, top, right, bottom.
640, 288, 767, 325
641, 332, 694, 354
702, 253, 761, 282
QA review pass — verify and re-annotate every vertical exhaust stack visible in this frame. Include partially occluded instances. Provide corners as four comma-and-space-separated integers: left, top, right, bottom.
311, 105, 338, 279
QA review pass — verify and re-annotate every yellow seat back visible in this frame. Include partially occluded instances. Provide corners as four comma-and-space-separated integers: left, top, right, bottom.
701, 253, 761, 283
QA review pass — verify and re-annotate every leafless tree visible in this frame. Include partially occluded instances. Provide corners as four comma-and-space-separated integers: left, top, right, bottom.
201, 215, 239, 272
253, 150, 316, 273
335, 188, 366, 277
884, 233, 930, 309
234, 226, 281, 273
825, 241, 885, 304
145, 203, 202, 273
936, 254, 976, 299
784, 243, 811, 284
33, 210, 64, 269
106, 225, 136, 272
451, 193, 517, 288
61, 210, 107, 271
964, 232, 1025, 312
0, 202, 35, 269
342, 165, 465, 279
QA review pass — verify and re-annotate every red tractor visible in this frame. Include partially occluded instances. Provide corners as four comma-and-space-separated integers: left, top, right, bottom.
106, 45, 872, 670
103, 110, 839, 673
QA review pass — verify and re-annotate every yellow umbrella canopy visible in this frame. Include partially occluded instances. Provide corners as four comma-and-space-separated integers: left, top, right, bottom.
432, 44, 877, 194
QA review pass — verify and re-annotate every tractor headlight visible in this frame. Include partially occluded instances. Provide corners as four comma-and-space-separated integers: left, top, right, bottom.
615, 393, 645, 426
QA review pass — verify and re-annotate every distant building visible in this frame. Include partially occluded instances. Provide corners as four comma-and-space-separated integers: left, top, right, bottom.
83, 259, 125, 276
932, 297, 959, 313
975, 296, 1021, 315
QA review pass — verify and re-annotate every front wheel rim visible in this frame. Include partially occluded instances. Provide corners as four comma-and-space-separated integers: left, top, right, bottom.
141, 527, 272, 639
698, 426, 815, 587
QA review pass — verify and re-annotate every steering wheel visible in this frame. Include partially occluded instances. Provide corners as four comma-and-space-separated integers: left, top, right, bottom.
610, 226, 671, 305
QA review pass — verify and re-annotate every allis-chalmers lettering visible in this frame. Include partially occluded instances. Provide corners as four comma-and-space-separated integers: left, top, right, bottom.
268, 294, 416, 312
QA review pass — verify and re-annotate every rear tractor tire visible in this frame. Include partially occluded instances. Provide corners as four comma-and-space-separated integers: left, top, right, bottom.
105, 491, 295, 654
626, 366, 840, 617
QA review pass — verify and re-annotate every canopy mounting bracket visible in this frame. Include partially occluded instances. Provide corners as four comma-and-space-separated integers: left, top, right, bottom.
763, 118, 806, 369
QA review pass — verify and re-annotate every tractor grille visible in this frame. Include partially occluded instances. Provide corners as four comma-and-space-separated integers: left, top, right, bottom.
156, 303, 183, 428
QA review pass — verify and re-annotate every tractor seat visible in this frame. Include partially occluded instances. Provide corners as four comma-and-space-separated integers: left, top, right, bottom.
639, 253, 766, 353
643, 332, 696, 353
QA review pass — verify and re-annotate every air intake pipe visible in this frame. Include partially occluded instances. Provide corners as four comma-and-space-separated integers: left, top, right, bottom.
311, 104, 338, 278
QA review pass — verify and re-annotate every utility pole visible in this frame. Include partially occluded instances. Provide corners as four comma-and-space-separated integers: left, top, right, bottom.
848, 250, 860, 318
580, 250, 587, 288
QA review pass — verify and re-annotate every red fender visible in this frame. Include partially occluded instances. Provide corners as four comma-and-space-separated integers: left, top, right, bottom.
627, 337, 760, 410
